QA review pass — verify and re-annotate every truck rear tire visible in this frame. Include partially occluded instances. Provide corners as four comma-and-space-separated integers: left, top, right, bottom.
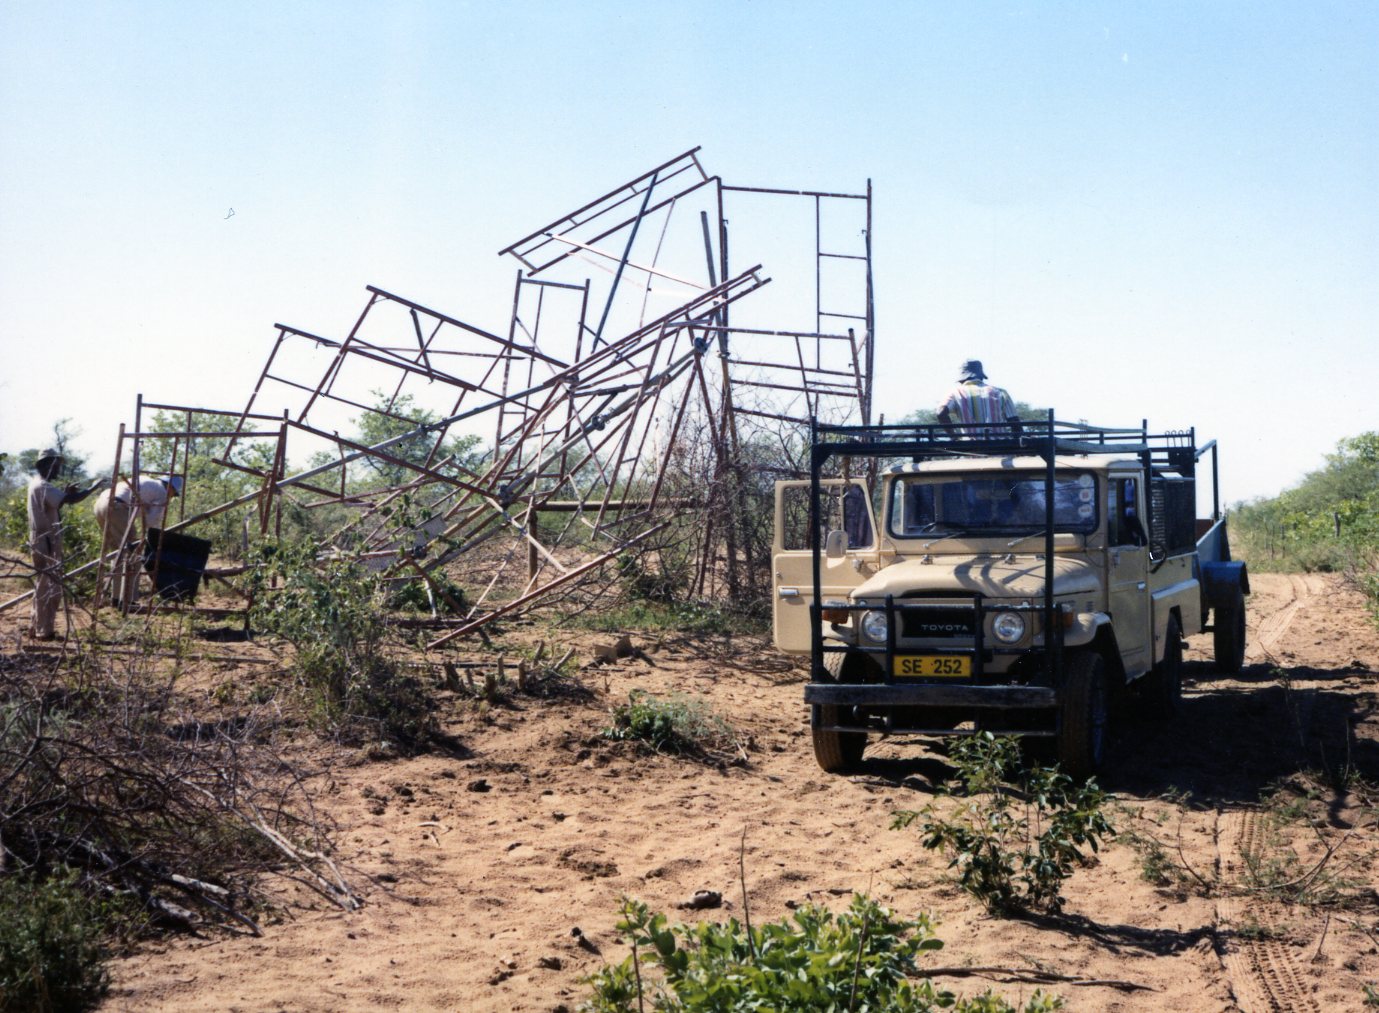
1213, 588, 1247, 674
1058, 650, 1108, 781
1143, 615, 1183, 718
812, 651, 866, 773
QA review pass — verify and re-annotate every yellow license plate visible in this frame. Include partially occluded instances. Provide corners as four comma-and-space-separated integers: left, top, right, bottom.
893, 655, 971, 678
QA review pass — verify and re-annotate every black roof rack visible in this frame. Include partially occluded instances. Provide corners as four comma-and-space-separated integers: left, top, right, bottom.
811, 412, 1199, 476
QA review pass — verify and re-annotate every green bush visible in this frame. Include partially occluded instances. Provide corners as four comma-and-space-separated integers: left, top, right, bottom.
581, 893, 1060, 1012
246, 542, 435, 750
603, 691, 736, 756
892, 733, 1114, 914
386, 571, 467, 614
1232, 430, 1379, 616
0, 870, 110, 1013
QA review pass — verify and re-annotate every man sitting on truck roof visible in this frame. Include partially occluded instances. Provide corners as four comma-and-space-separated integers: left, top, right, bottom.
936, 359, 1023, 437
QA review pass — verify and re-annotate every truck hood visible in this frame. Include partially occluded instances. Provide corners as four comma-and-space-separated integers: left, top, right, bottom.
852, 555, 1099, 600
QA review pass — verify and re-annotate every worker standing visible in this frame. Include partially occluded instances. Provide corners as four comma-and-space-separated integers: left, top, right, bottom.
936, 360, 1023, 437
93, 474, 184, 607
26, 449, 103, 640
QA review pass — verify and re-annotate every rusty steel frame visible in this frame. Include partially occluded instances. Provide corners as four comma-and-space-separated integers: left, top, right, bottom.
2, 150, 875, 639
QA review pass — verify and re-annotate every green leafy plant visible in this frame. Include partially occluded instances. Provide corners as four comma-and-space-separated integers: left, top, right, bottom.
892, 733, 1114, 914
581, 893, 1061, 1012
386, 571, 467, 614
1233, 917, 1284, 942
602, 691, 736, 757
246, 542, 435, 750
0, 870, 111, 1013
1120, 828, 1180, 888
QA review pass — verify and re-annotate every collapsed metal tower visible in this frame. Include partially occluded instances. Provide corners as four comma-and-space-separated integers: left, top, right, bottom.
22, 149, 876, 642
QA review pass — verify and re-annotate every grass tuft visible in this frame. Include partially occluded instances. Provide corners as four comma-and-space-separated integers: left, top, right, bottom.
602, 690, 738, 758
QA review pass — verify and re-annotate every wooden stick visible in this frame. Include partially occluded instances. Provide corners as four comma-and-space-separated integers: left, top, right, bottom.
739, 828, 757, 961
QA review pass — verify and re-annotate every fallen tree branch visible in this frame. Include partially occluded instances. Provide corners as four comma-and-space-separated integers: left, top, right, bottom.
918, 966, 1155, 992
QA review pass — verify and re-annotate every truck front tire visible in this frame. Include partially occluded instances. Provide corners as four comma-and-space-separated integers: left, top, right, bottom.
812, 651, 867, 773
812, 705, 866, 772
1058, 650, 1108, 780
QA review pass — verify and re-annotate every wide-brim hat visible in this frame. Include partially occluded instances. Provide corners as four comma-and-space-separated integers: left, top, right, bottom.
958, 359, 987, 381
35, 448, 63, 464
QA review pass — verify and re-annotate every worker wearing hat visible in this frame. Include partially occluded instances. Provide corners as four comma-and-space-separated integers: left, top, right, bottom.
92, 474, 185, 608
936, 360, 1023, 437
26, 449, 104, 640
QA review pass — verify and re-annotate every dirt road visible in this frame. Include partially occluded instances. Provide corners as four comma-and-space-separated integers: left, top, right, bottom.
111, 571, 1379, 1011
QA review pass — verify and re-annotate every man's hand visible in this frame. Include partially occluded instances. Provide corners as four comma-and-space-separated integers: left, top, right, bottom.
61, 479, 106, 507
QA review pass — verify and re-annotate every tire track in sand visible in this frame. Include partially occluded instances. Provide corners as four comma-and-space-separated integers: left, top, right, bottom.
1213, 573, 1326, 1011
1249, 574, 1324, 662
1215, 809, 1320, 1012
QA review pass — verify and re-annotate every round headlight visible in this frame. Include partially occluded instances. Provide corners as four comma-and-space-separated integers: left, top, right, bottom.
992, 612, 1026, 644
861, 610, 889, 643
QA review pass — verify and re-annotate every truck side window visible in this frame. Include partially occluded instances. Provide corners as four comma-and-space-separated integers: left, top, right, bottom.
1109, 478, 1146, 547
780, 486, 810, 551
780, 485, 873, 551
843, 484, 874, 550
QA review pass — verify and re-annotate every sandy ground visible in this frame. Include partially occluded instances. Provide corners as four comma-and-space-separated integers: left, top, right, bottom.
22, 570, 1377, 1011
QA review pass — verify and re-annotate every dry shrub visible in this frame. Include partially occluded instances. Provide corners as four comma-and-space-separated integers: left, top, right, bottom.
0, 647, 356, 943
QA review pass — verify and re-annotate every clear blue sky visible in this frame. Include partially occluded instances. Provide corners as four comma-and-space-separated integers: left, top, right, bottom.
2, 2, 1375, 504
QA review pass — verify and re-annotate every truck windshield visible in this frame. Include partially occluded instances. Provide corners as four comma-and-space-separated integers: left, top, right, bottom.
888, 472, 1098, 538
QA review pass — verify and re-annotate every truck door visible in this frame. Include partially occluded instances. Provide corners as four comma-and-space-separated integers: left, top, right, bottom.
1107, 474, 1152, 676
772, 479, 876, 654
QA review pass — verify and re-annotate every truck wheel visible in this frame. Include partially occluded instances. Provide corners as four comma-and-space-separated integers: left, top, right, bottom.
812, 706, 866, 772
1058, 650, 1108, 781
813, 651, 866, 772
1213, 588, 1247, 674
1143, 615, 1183, 718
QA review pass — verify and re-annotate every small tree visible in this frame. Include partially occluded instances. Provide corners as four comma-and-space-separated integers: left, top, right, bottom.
0, 870, 111, 1013
892, 733, 1114, 914
352, 391, 483, 489
583, 893, 1062, 1012
246, 542, 435, 750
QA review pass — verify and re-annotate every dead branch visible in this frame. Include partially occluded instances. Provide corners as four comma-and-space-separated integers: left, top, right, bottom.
0, 637, 353, 935
919, 965, 1155, 992
1174, 811, 1216, 892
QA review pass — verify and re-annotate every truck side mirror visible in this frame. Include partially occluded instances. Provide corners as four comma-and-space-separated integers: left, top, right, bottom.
825, 529, 848, 559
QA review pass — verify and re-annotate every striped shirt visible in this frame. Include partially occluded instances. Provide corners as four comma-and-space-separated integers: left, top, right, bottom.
938, 381, 1018, 436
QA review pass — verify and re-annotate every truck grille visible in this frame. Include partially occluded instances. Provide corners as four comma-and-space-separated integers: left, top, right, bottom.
899, 604, 978, 638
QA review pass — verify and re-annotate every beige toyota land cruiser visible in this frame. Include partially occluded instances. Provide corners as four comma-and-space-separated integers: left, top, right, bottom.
773, 417, 1249, 778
